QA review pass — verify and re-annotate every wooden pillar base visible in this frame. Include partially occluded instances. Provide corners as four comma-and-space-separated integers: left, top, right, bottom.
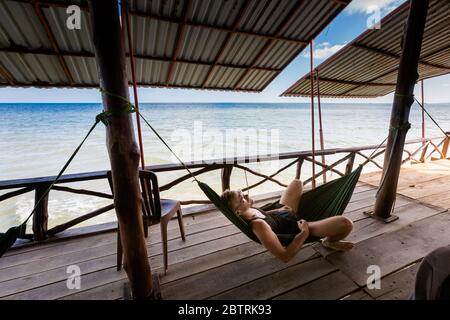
363, 210, 399, 223
123, 274, 162, 300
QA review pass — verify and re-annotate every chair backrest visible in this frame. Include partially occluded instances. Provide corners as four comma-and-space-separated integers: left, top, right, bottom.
106, 170, 162, 221
139, 170, 162, 220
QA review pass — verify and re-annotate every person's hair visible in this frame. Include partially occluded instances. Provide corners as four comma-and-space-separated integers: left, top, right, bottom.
221, 189, 238, 210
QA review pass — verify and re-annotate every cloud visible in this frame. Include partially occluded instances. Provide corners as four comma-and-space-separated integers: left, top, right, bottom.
302, 42, 346, 60
346, 0, 404, 15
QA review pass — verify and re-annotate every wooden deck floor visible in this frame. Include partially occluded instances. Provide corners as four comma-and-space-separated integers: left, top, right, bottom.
1, 160, 449, 300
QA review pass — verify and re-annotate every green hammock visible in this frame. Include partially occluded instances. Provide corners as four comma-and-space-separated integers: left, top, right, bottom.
198, 165, 363, 246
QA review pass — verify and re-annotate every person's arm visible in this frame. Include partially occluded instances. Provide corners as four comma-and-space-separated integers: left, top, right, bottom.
251, 219, 310, 263
265, 205, 293, 215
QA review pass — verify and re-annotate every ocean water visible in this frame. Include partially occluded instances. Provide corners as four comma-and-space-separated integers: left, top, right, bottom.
0, 102, 449, 232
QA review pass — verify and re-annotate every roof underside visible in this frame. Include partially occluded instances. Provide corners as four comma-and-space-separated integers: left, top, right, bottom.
282, 0, 450, 98
0, 0, 350, 91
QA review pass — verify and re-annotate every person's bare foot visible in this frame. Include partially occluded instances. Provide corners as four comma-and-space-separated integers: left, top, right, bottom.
321, 239, 354, 251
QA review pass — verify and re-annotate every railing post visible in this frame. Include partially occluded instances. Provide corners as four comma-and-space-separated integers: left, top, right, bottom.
419, 141, 429, 163
345, 153, 356, 175
33, 184, 49, 241
221, 165, 233, 192
441, 136, 449, 159
295, 157, 304, 180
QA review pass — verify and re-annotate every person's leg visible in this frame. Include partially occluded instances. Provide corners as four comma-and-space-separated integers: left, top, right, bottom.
308, 216, 354, 251
279, 179, 303, 213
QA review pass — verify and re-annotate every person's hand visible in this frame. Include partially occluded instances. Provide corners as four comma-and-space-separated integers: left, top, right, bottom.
298, 220, 309, 237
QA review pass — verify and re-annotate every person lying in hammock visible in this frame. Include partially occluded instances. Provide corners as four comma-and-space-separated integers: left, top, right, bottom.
221, 179, 354, 263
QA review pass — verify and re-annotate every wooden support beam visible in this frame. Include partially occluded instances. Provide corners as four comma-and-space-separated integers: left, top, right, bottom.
442, 136, 449, 159
201, 0, 252, 88
353, 43, 450, 71
10, 0, 322, 47
0, 46, 282, 72
165, 0, 193, 85
32, 1, 74, 85
310, 40, 316, 188
130, 9, 308, 45
295, 157, 304, 179
421, 80, 426, 142
123, 0, 145, 169
221, 165, 233, 192
316, 70, 326, 183
234, 0, 308, 89
32, 184, 49, 241
373, 0, 430, 220
88, 0, 152, 299
317, 76, 396, 87
339, 43, 450, 97
0, 63, 15, 85
345, 153, 356, 175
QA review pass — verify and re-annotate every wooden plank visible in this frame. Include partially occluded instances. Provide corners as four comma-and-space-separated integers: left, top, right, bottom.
360, 162, 449, 189
326, 211, 450, 287
161, 246, 319, 300
346, 201, 444, 244
273, 271, 358, 300
370, 262, 420, 300
0, 223, 241, 284
2, 231, 252, 299
419, 192, 450, 209
210, 257, 337, 300
62, 240, 266, 300
400, 176, 450, 200
344, 194, 411, 222
343, 189, 377, 213
313, 197, 430, 258
0, 212, 231, 270
5, 207, 221, 255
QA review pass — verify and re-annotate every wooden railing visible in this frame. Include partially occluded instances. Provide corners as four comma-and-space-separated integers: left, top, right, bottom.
0, 133, 448, 241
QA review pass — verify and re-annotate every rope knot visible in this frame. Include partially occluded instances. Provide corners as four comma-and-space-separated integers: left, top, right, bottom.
390, 122, 411, 132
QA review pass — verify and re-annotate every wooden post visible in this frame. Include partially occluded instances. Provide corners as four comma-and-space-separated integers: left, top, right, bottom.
345, 153, 356, 175
88, 0, 153, 299
221, 165, 233, 192
309, 40, 316, 188
373, 0, 429, 221
32, 184, 49, 241
316, 69, 326, 183
442, 136, 449, 159
123, 0, 145, 170
421, 80, 425, 143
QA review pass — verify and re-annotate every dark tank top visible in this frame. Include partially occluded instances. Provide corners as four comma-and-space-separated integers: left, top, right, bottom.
249, 208, 301, 235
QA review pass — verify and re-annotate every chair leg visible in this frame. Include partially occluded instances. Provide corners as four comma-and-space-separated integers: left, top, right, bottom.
160, 222, 169, 275
143, 220, 148, 238
117, 226, 123, 271
176, 209, 186, 241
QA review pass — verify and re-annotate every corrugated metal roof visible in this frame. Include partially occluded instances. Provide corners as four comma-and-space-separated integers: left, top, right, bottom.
0, 0, 350, 91
282, 0, 450, 98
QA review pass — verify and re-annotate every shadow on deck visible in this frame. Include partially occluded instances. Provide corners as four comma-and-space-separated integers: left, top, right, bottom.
1, 160, 449, 300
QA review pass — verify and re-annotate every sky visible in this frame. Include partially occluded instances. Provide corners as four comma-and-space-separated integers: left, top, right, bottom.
1, 0, 449, 104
